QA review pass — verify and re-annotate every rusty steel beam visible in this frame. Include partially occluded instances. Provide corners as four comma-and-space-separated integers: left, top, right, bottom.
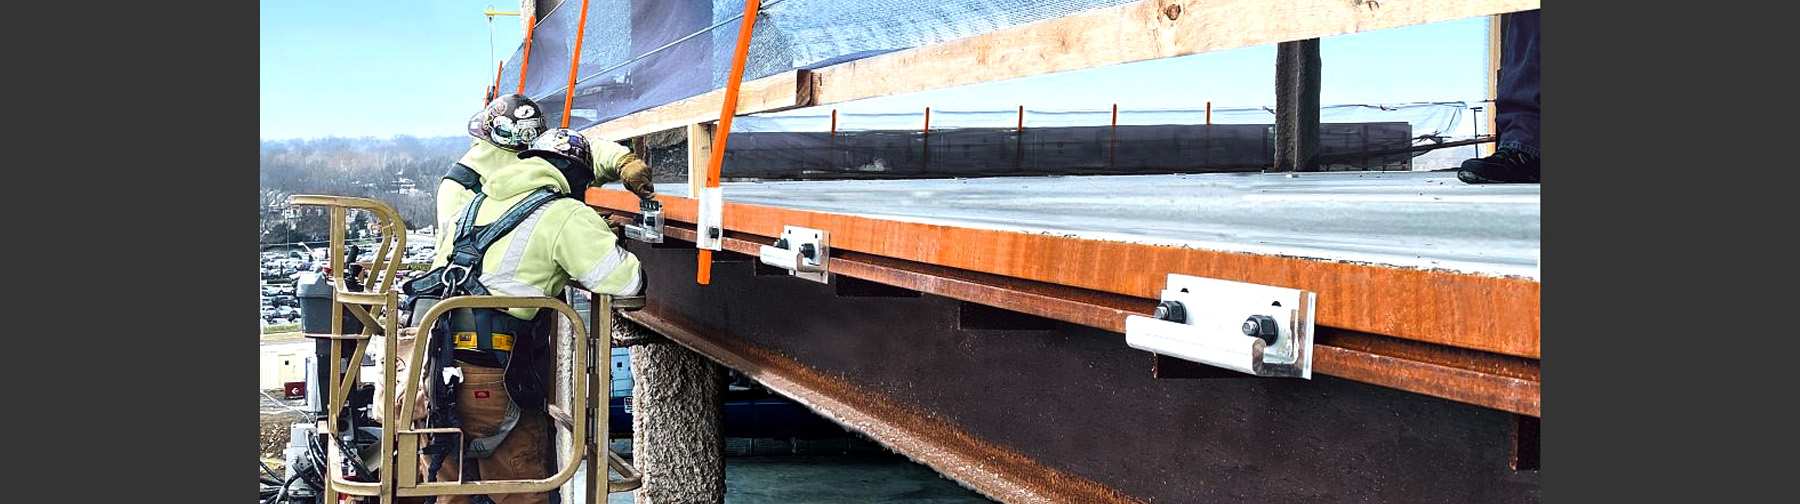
622, 308, 1143, 504
617, 217, 1539, 417
589, 189, 1541, 359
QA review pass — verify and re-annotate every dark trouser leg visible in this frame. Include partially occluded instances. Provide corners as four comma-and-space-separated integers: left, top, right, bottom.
1495, 9, 1540, 157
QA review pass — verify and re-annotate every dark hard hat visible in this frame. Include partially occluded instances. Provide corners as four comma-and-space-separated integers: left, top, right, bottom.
518, 128, 597, 192
468, 93, 547, 151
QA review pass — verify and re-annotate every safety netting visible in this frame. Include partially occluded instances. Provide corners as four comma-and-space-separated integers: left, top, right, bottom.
697, 102, 1463, 179
494, 0, 1142, 131
492, 1, 1471, 179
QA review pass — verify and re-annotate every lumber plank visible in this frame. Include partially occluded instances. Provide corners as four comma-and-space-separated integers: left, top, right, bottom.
580, 70, 814, 142
805, 0, 1539, 106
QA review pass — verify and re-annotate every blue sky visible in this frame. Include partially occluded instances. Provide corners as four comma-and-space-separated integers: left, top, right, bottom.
262, 1, 523, 140
262, 1, 1489, 141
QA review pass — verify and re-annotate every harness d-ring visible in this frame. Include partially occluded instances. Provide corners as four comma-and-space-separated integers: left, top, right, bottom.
440, 264, 472, 290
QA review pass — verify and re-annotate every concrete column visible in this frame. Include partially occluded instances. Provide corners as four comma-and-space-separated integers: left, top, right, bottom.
1273, 38, 1322, 172
621, 318, 726, 504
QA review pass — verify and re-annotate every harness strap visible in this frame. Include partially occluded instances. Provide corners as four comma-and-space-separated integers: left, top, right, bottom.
403, 188, 560, 301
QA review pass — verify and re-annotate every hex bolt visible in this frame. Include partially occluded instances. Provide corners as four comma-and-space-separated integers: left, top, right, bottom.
798, 243, 818, 260
1242, 315, 1279, 345
1153, 301, 1186, 323
708, 227, 722, 239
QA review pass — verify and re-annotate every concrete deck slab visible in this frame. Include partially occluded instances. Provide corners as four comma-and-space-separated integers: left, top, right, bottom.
658, 171, 1539, 279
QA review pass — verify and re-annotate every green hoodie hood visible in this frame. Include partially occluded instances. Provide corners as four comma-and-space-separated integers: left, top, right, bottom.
481, 153, 573, 200
457, 139, 518, 176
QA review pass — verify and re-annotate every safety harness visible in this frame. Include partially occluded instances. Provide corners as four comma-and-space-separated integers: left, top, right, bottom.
401, 186, 561, 501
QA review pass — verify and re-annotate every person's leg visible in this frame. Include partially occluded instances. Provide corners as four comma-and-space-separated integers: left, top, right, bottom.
1461, 9, 1540, 183
477, 401, 552, 504
418, 363, 517, 504
1495, 9, 1540, 157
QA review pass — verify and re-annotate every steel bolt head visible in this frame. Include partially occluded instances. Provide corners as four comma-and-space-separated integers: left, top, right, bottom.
1242, 315, 1279, 344
1153, 301, 1186, 323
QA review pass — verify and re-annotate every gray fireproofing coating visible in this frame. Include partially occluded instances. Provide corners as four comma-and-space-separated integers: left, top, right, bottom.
657, 171, 1542, 280
628, 321, 727, 504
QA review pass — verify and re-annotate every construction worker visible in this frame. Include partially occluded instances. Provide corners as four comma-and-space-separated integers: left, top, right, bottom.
437, 93, 658, 242
401, 127, 645, 504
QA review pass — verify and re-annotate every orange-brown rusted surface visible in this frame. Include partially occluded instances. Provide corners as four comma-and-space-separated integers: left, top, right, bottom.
634, 218, 1539, 417
590, 189, 1541, 359
625, 308, 1145, 504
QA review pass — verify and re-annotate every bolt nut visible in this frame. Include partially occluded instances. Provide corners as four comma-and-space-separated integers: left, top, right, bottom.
798, 243, 818, 260
1241, 315, 1279, 345
1153, 301, 1186, 323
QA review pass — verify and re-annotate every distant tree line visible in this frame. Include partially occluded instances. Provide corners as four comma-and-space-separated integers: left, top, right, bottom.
260, 135, 471, 245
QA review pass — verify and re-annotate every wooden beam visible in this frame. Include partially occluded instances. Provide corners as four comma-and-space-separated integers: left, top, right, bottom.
808, 0, 1540, 106
589, 189, 1540, 359
685, 123, 713, 197
580, 70, 815, 143
1483, 13, 1503, 157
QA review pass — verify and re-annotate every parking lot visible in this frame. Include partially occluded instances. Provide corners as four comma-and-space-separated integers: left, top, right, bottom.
260, 242, 436, 326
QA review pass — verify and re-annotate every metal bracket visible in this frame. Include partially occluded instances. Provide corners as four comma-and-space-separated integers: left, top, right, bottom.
757, 225, 829, 284
622, 199, 664, 244
1123, 274, 1316, 378
695, 187, 723, 251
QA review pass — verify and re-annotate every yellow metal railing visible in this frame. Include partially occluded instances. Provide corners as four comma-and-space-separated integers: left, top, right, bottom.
286, 195, 641, 503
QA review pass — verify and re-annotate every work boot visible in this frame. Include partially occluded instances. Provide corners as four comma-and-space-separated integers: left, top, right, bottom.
1457, 147, 1540, 184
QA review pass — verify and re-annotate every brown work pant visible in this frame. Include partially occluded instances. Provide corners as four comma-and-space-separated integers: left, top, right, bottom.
401, 363, 552, 504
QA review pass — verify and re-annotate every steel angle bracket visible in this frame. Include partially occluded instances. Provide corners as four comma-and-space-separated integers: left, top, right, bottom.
622, 199, 664, 244
757, 225, 829, 284
1124, 274, 1317, 378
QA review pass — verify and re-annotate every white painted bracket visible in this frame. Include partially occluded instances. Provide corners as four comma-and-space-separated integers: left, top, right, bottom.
695, 186, 723, 251
757, 225, 829, 284
1124, 274, 1316, 378
622, 199, 664, 244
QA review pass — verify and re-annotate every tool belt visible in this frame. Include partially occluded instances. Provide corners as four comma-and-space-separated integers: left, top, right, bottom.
443, 306, 537, 369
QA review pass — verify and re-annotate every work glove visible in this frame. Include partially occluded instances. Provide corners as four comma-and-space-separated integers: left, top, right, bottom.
619, 155, 656, 201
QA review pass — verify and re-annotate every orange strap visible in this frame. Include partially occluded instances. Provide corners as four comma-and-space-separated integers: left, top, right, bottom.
518, 15, 537, 95
560, 1, 593, 128
698, 0, 763, 285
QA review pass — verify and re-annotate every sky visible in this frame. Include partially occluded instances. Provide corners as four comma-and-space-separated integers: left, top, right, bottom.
261, 1, 1491, 141
262, 1, 523, 140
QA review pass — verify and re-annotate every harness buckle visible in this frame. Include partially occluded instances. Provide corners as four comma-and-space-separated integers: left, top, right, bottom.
439, 264, 473, 290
